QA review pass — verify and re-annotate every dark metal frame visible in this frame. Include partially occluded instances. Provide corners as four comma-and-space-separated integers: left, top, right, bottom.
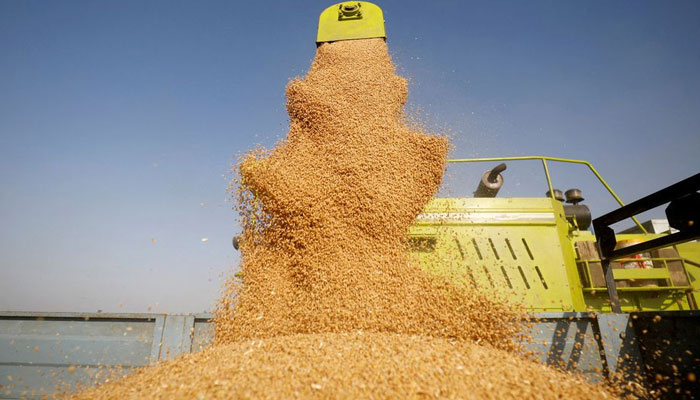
592, 173, 700, 312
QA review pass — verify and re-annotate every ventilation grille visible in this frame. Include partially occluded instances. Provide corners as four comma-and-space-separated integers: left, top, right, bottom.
455, 236, 549, 291
409, 225, 572, 311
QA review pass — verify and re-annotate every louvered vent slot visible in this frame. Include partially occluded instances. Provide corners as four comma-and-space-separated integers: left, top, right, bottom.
488, 238, 500, 260
534, 266, 549, 290
505, 238, 517, 260
465, 265, 478, 288
471, 238, 483, 260
517, 266, 530, 289
522, 238, 535, 260
500, 266, 513, 289
483, 266, 495, 288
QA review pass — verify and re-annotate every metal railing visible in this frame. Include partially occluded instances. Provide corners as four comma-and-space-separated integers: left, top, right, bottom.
576, 257, 693, 292
447, 156, 647, 232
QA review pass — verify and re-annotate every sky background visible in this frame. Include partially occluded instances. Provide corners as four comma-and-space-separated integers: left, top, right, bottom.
1, 0, 699, 313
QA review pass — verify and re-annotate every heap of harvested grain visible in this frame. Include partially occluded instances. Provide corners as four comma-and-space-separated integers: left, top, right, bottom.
65, 39, 628, 399
68, 332, 620, 400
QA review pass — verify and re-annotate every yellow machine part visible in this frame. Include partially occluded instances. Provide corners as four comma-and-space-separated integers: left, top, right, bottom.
408, 197, 587, 312
317, 2, 386, 44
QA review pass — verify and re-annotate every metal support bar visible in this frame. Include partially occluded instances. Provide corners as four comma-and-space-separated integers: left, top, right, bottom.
607, 226, 700, 259
594, 172, 700, 227
541, 159, 555, 201
596, 313, 644, 382
149, 315, 166, 363
601, 259, 622, 313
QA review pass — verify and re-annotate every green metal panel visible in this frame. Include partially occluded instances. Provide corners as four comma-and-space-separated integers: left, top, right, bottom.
409, 197, 584, 311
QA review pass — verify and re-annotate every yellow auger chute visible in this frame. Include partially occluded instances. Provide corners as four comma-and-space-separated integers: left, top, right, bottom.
316, 2, 386, 44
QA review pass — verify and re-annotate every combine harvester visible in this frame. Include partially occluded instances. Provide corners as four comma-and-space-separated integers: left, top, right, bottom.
2, 3, 699, 399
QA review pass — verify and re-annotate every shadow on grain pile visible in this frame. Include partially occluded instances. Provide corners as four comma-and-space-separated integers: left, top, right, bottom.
66, 38, 630, 399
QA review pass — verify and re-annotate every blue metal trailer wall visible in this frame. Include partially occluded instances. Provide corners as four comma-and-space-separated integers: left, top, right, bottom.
1, 311, 698, 399
0, 312, 212, 399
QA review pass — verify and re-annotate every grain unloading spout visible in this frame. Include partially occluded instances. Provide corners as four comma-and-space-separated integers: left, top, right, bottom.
317, 2, 386, 44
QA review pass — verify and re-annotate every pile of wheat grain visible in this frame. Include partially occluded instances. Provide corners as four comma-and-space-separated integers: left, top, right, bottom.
68, 332, 623, 400
64, 38, 630, 400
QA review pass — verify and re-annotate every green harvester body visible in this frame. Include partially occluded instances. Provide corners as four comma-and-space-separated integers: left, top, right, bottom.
408, 157, 700, 313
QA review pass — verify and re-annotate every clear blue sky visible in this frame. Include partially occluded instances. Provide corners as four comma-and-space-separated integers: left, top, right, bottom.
1, 0, 699, 313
